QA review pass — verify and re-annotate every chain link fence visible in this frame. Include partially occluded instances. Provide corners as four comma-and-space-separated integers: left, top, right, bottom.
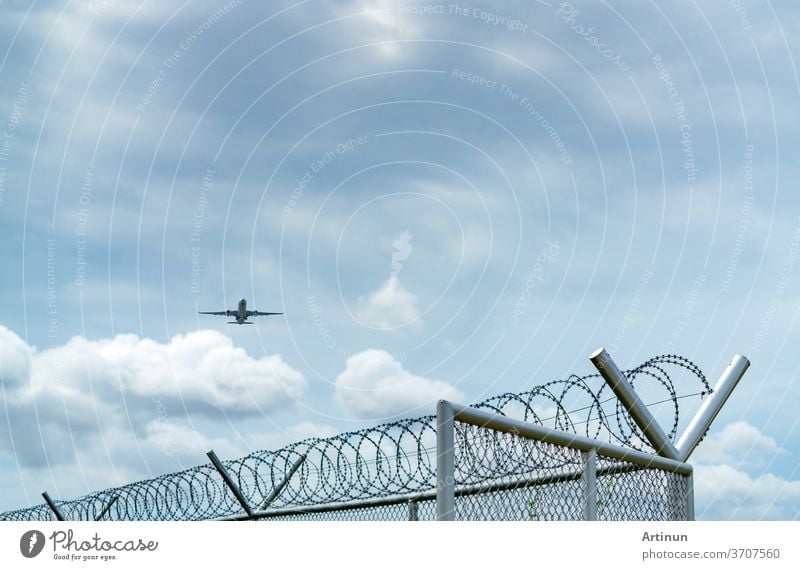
445, 411, 691, 521
0, 355, 707, 522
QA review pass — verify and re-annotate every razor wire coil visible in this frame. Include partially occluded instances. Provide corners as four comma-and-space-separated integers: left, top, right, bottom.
0, 354, 709, 521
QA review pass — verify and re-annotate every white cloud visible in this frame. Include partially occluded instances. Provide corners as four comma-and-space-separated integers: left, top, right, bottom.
326, 0, 421, 59
0, 325, 306, 468
0, 325, 31, 389
27, 329, 306, 417
0, 324, 318, 510
692, 421, 784, 469
356, 276, 422, 328
695, 463, 800, 520
334, 349, 463, 419
691, 421, 798, 520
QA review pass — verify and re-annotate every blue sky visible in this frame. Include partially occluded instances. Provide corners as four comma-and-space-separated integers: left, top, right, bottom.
0, 0, 799, 519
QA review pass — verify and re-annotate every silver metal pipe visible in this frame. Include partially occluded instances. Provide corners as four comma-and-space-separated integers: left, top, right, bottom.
686, 471, 695, 521
675, 354, 750, 461
589, 348, 681, 461
207, 449, 253, 517
581, 449, 598, 521
449, 402, 692, 475
94, 495, 118, 521
259, 454, 306, 510
42, 491, 65, 521
408, 500, 419, 521
436, 400, 456, 521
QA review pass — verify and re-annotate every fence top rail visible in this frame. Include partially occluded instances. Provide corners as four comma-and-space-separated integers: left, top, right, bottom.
446, 401, 693, 476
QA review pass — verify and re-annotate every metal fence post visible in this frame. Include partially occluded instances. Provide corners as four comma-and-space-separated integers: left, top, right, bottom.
207, 450, 253, 517
686, 471, 695, 521
94, 495, 119, 521
436, 400, 455, 521
259, 455, 306, 510
408, 500, 419, 521
581, 449, 598, 521
42, 491, 65, 521
675, 354, 750, 461
590, 348, 681, 461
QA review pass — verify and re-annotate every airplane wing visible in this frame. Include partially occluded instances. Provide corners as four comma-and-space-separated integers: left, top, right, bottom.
249, 311, 283, 317
198, 311, 230, 316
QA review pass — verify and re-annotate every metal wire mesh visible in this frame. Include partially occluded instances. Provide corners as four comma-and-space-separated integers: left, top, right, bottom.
262, 499, 437, 522
453, 422, 584, 521
0, 354, 706, 521
595, 457, 690, 521
451, 422, 689, 521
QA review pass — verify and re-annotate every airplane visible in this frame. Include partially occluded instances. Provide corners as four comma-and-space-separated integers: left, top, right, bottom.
198, 298, 283, 325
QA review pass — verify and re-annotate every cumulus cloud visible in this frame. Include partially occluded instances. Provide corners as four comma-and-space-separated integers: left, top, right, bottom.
334, 349, 463, 419
356, 276, 422, 328
695, 464, 800, 520
0, 325, 31, 389
24, 328, 306, 417
692, 421, 784, 469
0, 325, 306, 471
690, 421, 798, 520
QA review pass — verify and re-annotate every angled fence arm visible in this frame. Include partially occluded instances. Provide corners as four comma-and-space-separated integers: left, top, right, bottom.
590, 348, 681, 461
207, 450, 253, 517
259, 455, 306, 510
436, 400, 456, 521
675, 354, 750, 461
42, 491, 66, 521
94, 495, 119, 521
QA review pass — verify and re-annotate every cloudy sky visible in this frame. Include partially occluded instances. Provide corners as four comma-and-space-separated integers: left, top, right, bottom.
0, 0, 798, 520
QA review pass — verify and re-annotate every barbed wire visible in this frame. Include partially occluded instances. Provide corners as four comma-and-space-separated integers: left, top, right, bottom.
0, 354, 709, 521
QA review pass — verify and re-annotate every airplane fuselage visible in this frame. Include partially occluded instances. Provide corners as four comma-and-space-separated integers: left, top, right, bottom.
236, 298, 247, 323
